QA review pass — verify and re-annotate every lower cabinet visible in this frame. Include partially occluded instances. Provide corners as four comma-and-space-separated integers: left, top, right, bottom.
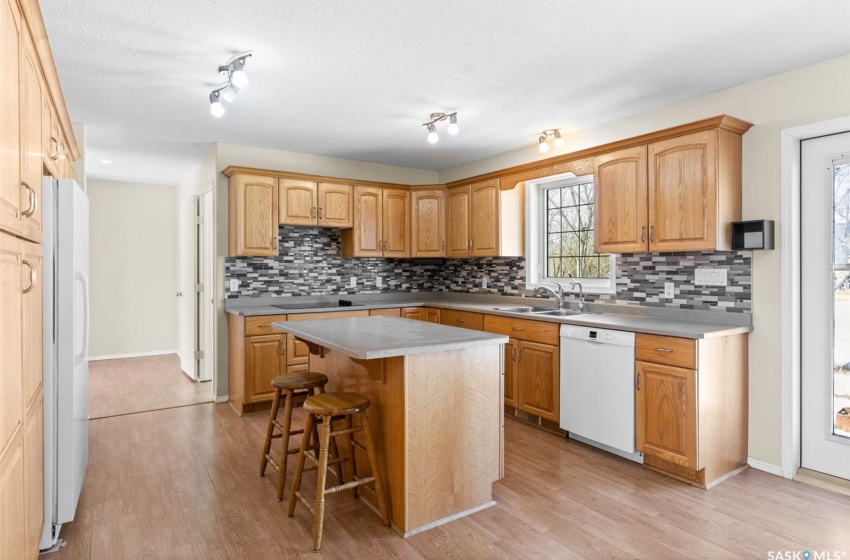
401, 307, 441, 323
24, 393, 42, 559
516, 341, 559, 422
502, 339, 518, 408
246, 334, 286, 402
285, 334, 309, 374
0, 430, 25, 560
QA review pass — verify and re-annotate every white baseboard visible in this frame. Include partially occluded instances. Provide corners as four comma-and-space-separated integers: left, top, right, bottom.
89, 350, 179, 361
747, 457, 793, 479
215, 395, 229, 403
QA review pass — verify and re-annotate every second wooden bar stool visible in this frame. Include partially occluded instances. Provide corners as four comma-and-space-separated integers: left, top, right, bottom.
259, 372, 344, 501
288, 392, 390, 552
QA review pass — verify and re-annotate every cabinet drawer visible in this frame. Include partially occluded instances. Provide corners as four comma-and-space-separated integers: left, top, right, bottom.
484, 315, 559, 345
286, 334, 309, 366
440, 309, 484, 331
246, 315, 287, 336
636, 334, 696, 369
369, 308, 401, 317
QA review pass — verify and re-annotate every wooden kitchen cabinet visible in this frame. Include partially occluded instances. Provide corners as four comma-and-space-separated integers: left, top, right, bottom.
439, 309, 484, 331
279, 178, 317, 226
502, 339, 519, 408
317, 182, 352, 228
0, 430, 25, 559
341, 186, 410, 258
635, 332, 748, 488
228, 173, 278, 257
20, 29, 42, 243
368, 308, 401, 317
516, 341, 559, 422
446, 179, 524, 258
247, 334, 287, 401
21, 241, 42, 410
410, 187, 446, 257
286, 334, 310, 373
0, 232, 23, 455
401, 307, 441, 322
0, 0, 23, 237
593, 119, 749, 253
23, 392, 43, 558
423, 307, 441, 323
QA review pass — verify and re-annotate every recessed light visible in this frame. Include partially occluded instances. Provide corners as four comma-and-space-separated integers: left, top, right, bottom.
101, 159, 113, 164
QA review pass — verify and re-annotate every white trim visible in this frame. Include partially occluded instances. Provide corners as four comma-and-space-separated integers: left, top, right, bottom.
780, 116, 850, 481
88, 349, 179, 361
747, 457, 790, 478
214, 395, 229, 403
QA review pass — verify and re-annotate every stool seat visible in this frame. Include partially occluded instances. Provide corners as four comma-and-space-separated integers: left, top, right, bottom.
271, 372, 329, 390
304, 392, 370, 416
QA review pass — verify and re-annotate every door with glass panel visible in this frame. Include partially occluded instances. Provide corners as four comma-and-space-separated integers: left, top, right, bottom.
801, 131, 850, 480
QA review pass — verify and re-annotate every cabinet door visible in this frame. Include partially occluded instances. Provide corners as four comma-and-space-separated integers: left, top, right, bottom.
594, 145, 648, 253
0, 233, 23, 453
232, 174, 278, 256
446, 185, 471, 257
279, 178, 318, 226
0, 0, 22, 236
0, 431, 25, 560
24, 393, 42, 557
317, 182, 352, 228
286, 334, 309, 367
471, 179, 499, 256
648, 130, 717, 252
382, 188, 410, 258
20, 30, 42, 243
423, 308, 441, 323
517, 341, 559, 422
411, 189, 446, 257
635, 361, 697, 469
350, 186, 383, 257
400, 307, 422, 320
503, 339, 519, 408
246, 334, 285, 402
21, 242, 41, 410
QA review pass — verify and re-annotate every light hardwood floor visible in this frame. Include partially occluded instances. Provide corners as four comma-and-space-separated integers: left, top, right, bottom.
51, 402, 850, 559
88, 354, 213, 419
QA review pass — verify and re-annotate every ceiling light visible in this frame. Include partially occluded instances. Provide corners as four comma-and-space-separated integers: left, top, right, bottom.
538, 129, 564, 152
422, 111, 458, 144
447, 114, 459, 135
231, 58, 249, 88
220, 84, 239, 102
101, 159, 112, 164
210, 91, 225, 117
427, 124, 439, 144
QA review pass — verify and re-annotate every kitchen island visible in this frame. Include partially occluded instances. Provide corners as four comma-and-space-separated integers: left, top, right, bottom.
272, 316, 509, 537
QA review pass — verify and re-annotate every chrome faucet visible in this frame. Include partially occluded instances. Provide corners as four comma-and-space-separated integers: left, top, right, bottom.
570, 280, 585, 312
534, 283, 565, 309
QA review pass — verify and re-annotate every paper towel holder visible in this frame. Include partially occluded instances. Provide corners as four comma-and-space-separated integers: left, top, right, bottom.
732, 220, 774, 250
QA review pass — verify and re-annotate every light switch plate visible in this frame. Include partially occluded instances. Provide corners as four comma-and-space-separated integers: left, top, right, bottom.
350, 276, 357, 288
229, 279, 239, 291
376, 276, 383, 288
664, 282, 674, 298
482, 276, 488, 289
695, 267, 728, 287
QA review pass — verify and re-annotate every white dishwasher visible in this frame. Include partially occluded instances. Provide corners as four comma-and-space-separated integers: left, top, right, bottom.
560, 325, 642, 462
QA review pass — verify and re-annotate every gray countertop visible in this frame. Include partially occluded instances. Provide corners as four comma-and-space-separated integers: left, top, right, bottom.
271, 316, 509, 359
227, 295, 751, 339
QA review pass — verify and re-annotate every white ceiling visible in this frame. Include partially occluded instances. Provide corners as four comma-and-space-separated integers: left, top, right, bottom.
42, 0, 850, 186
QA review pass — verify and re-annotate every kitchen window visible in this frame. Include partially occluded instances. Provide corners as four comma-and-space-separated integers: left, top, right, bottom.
529, 174, 616, 292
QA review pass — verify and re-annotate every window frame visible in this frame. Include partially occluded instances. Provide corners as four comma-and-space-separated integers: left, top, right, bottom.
526, 173, 616, 294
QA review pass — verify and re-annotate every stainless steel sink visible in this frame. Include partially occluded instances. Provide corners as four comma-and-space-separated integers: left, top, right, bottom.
534, 309, 582, 316
492, 306, 555, 313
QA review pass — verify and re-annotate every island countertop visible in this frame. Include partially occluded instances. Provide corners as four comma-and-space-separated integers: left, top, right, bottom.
271, 316, 509, 360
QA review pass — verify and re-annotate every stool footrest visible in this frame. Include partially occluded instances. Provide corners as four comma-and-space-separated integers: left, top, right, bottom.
303, 455, 349, 472
324, 476, 375, 495
264, 454, 279, 472
294, 491, 316, 515
350, 439, 367, 453
329, 426, 360, 438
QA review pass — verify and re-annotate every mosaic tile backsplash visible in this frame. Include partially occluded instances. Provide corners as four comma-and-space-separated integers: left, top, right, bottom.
225, 227, 752, 313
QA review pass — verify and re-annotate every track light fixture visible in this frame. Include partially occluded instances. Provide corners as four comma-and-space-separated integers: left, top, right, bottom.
422, 112, 458, 144
538, 129, 564, 152
209, 52, 252, 117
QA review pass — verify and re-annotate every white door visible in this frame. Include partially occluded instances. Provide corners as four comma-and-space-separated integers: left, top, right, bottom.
198, 190, 214, 382
801, 131, 850, 480
179, 196, 198, 378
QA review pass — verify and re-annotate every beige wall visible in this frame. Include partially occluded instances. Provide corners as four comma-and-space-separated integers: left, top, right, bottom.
88, 180, 178, 357
439, 54, 850, 468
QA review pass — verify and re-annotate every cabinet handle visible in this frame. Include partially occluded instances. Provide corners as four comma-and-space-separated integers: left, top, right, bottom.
21, 182, 37, 217
654, 348, 673, 353
318, 207, 323, 219
518, 348, 522, 364
441, 240, 445, 251
49, 137, 60, 161
312, 206, 317, 219
640, 226, 645, 243
512, 326, 523, 331
258, 324, 270, 328
22, 260, 36, 294
456, 318, 465, 323
649, 225, 654, 243
511, 346, 517, 361
635, 372, 640, 390
281, 341, 286, 355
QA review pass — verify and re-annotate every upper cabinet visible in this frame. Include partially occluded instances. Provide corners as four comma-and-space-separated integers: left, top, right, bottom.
21, 28, 42, 242
317, 182, 353, 228
279, 178, 317, 226
447, 179, 524, 258
341, 186, 410, 258
0, 0, 23, 237
594, 120, 748, 253
228, 173, 278, 257
410, 187, 446, 258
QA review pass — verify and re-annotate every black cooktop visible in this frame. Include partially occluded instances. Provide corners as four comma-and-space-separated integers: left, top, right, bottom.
272, 299, 363, 311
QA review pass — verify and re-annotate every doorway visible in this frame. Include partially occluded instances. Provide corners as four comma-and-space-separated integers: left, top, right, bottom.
801, 131, 850, 480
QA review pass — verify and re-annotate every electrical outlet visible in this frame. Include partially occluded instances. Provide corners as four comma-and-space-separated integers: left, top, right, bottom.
376, 276, 383, 288
664, 282, 674, 299
482, 276, 488, 289
229, 279, 239, 291
350, 276, 357, 288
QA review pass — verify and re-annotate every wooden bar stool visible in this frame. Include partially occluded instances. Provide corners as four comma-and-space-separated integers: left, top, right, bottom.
259, 372, 344, 501
288, 392, 390, 552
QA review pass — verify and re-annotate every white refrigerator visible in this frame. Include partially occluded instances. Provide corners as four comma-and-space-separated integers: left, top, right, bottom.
40, 177, 89, 551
